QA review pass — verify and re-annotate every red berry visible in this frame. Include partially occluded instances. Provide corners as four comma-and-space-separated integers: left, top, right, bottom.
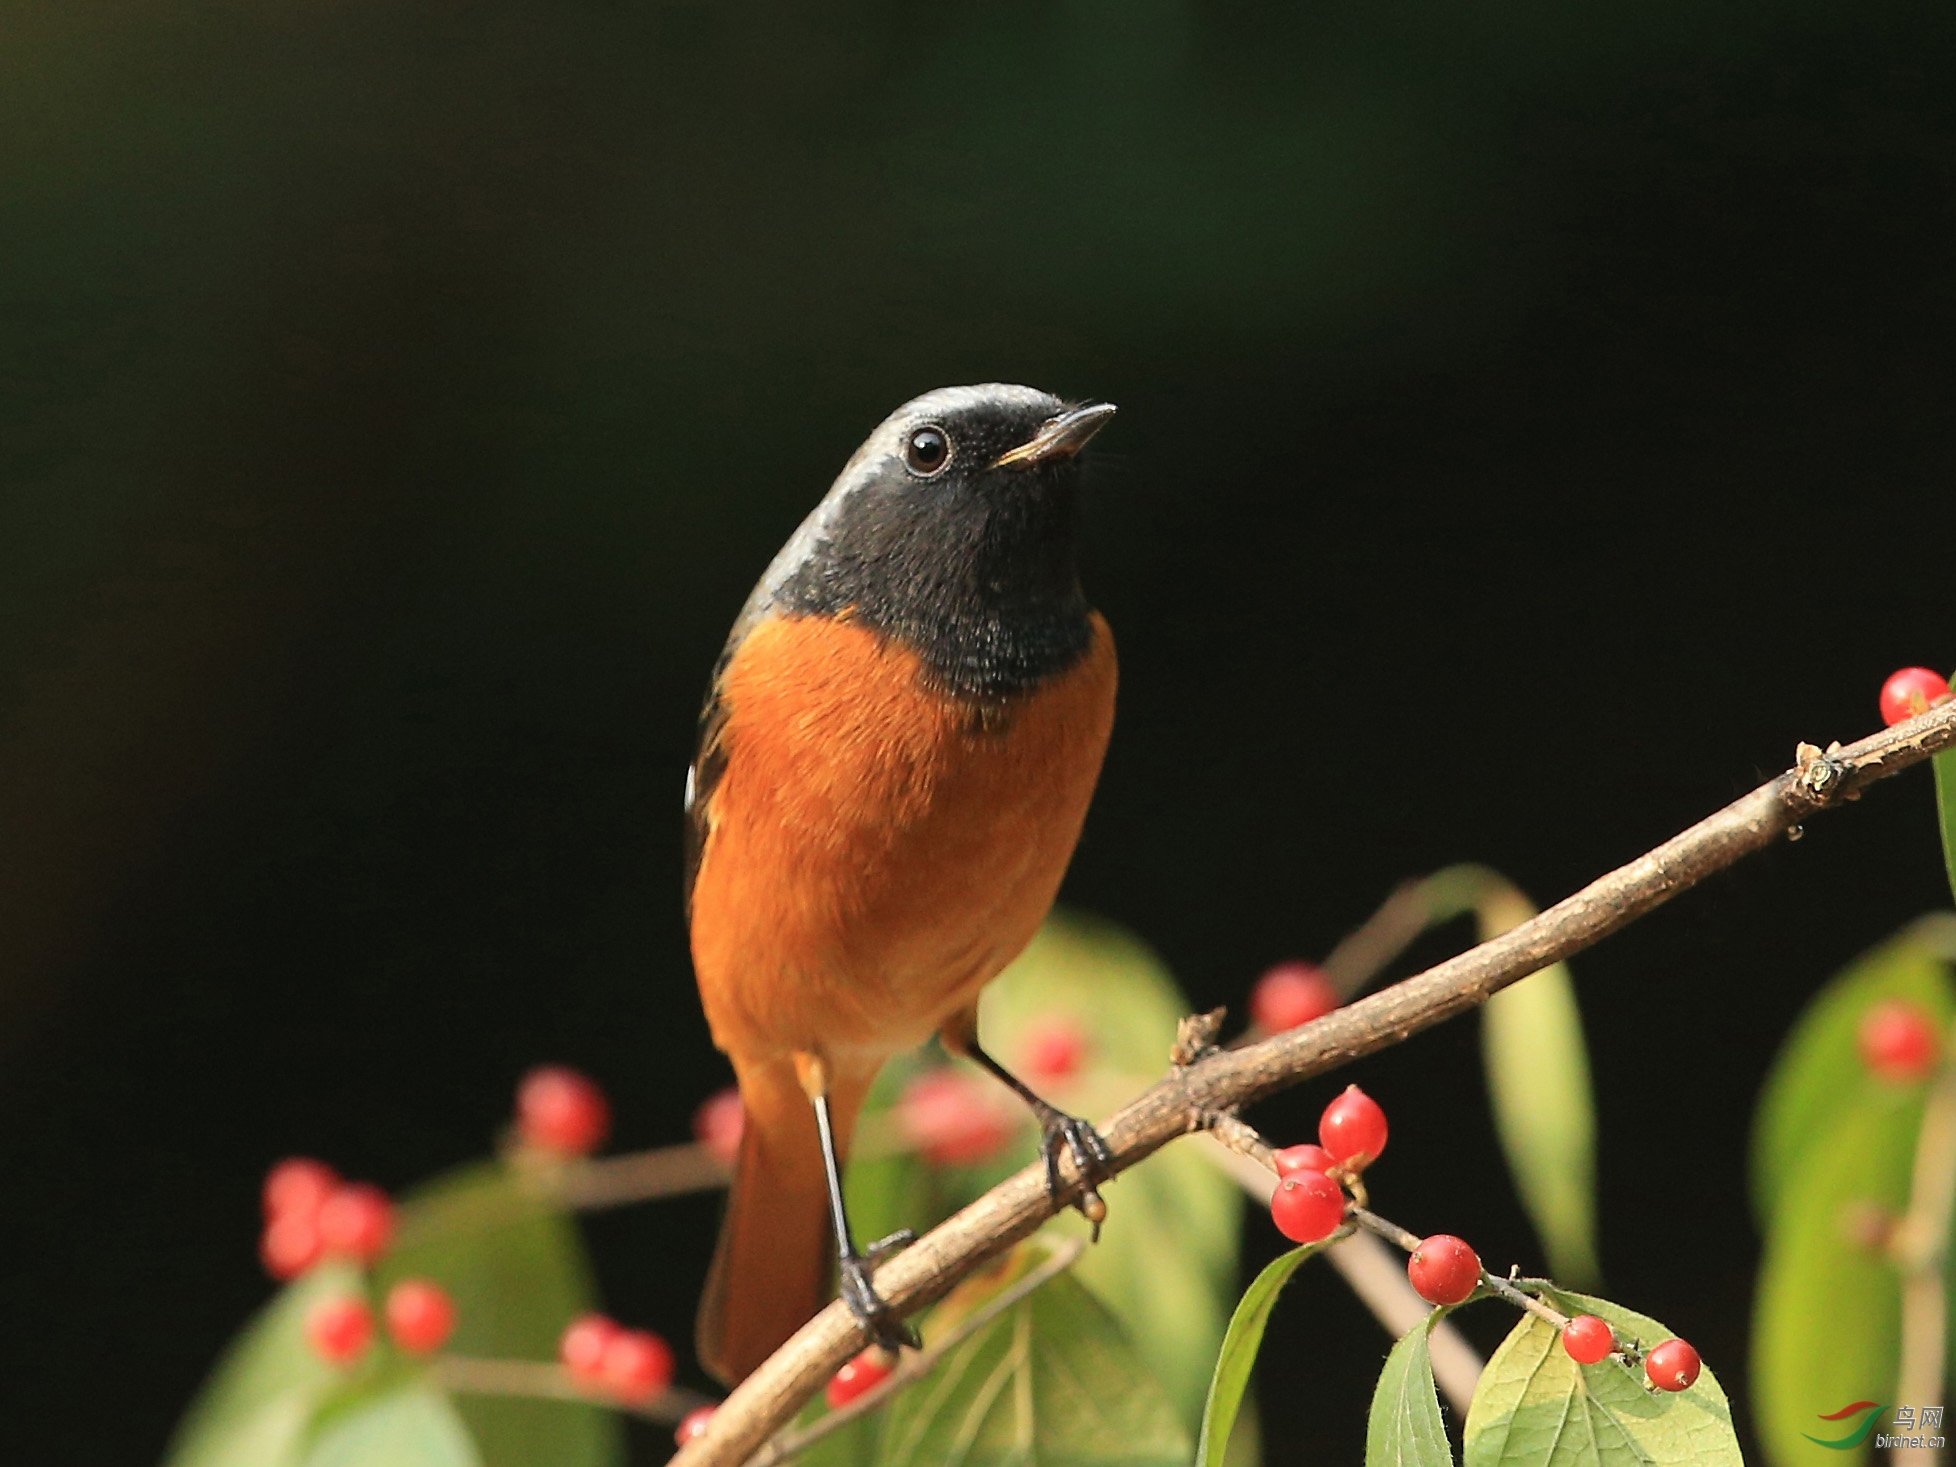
1407, 1234, 1481, 1306
1272, 1143, 1337, 1177
560, 1313, 620, 1381
1645, 1338, 1702, 1392
1859, 1000, 1941, 1084
1562, 1314, 1615, 1364
1022, 1017, 1090, 1083
600, 1328, 675, 1404
318, 1183, 395, 1264
385, 1279, 457, 1354
1251, 962, 1340, 1033
263, 1157, 339, 1220
826, 1347, 895, 1408
676, 1406, 716, 1445
260, 1211, 324, 1280
1269, 1170, 1346, 1243
517, 1066, 612, 1156
1319, 1085, 1389, 1170
693, 1087, 745, 1166
898, 1070, 1015, 1166
1880, 667, 1953, 727
307, 1295, 374, 1365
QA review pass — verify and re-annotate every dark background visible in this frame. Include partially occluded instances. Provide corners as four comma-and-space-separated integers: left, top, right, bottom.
4, 0, 1954, 1461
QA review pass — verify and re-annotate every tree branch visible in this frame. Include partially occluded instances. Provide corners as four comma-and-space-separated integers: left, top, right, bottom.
674, 701, 1956, 1467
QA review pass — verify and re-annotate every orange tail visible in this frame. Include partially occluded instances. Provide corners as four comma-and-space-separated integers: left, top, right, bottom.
696, 1056, 871, 1385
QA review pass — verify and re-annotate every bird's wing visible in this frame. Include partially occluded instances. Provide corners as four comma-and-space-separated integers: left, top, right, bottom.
682, 646, 736, 918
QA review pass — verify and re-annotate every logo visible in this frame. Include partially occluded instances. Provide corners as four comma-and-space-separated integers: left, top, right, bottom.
1805, 1403, 1945, 1451
1804, 1403, 1886, 1450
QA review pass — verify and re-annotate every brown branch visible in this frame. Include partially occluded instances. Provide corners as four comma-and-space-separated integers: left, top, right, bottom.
673, 701, 1956, 1467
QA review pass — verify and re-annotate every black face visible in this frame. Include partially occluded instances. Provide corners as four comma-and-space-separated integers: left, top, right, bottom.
746, 384, 1114, 701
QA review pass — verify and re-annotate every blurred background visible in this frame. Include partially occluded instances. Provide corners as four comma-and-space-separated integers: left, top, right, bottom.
4, 0, 1955, 1460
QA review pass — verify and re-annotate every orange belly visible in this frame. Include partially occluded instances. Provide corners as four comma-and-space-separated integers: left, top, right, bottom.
689, 611, 1117, 1069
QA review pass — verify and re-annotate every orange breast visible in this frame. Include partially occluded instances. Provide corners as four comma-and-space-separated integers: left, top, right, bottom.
689, 611, 1116, 1068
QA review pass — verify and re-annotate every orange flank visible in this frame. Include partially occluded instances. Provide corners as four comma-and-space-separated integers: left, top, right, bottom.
689, 611, 1116, 1383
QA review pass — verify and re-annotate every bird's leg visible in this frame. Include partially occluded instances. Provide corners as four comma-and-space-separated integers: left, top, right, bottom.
945, 1022, 1113, 1234
802, 1058, 920, 1355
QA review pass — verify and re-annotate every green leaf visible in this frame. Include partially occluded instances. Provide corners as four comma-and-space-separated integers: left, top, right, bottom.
1466, 875, 1600, 1286
1750, 916, 1956, 1224
163, 1264, 362, 1467
378, 1163, 621, 1467
1367, 1314, 1454, 1467
1746, 918, 1956, 1467
1750, 1083, 1916, 1467
872, 1251, 1191, 1467
1465, 1290, 1740, 1467
1935, 749, 1956, 908
302, 1386, 482, 1467
1480, 963, 1598, 1285
977, 913, 1245, 1429
1194, 1243, 1330, 1467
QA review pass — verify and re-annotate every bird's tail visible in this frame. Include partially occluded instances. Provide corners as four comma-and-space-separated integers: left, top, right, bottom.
696, 1054, 870, 1385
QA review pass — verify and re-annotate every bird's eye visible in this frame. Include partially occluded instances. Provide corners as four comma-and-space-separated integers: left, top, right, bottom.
903, 426, 951, 475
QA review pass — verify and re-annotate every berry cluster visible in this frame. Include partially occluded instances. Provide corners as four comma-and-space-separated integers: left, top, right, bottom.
265, 1157, 460, 1367
261, 1159, 396, 1281
273, 1065, 621, 1371
305, 1279, 460, 1365
1261, 1085, 1702, 1391
1554, 1310, 1702, 1391
1268, 1085, 1387, 1245
560, 1313, 677, 1405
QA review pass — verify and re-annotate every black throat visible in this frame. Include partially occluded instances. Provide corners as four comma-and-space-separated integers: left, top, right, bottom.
768, 464, 1094, 702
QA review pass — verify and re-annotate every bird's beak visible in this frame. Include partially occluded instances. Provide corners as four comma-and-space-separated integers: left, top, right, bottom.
991, 402, 1117, 468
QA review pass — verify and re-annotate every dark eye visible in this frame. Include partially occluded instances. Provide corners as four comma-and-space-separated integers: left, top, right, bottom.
904, 426, 950, 475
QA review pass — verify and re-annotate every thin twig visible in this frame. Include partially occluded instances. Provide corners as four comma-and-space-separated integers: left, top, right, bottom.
674, 701, 1956, 1466
1203, 1135, 1483, 1412
432, 1355, 715, 1422
1317, 866, 1521, 1000
1890, 1023, 1956, 1467
540, 1116, 927, 1212
541, 1142, 730, 1211
748, 1237, 1087, 1467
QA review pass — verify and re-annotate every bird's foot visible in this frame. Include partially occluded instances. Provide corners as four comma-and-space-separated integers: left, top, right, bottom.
839, 1248, 921, 1355
1038, 1109, 1115, 1237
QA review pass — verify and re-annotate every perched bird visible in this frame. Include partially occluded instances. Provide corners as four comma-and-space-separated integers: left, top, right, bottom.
686, 384, 1120, 1384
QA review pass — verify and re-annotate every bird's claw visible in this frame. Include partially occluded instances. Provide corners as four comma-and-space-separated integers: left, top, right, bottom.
839, 1251, 921, 1355
861, 1228, 917, 1267
1039, 1111, 1114, 1237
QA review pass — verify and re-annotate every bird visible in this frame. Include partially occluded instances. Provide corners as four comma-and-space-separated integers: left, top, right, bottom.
685, 383, 1120, 1385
